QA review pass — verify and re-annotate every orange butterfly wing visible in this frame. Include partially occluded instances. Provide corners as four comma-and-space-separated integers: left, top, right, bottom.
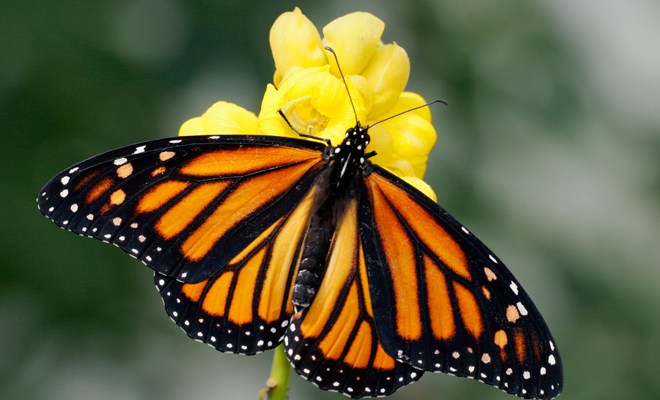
358, 168, 563, 399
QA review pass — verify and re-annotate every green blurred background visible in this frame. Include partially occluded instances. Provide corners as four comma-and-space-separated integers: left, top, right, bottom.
3, 0, 660, 399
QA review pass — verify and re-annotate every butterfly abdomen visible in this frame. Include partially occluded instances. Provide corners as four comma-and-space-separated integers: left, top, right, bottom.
292, 212, 333, 309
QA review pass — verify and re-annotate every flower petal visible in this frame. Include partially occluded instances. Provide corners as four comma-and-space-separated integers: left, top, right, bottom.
322, 12, 384, 76
256, 84, 299, 138
179, 116, 204, 136
375, 112, 436, 178
200, 101, 258, 136
365, 124, 393, 168
290, 70, 346, 118
270, 7, 326, 79
362, 43, 410, 119
347, 74, 372, 115
386, 91, 433, 122
401, 176, 437, 202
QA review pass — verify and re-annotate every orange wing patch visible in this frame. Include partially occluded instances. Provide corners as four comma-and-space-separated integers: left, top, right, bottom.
201, 271, 234, 317
424, 255, 455, 340
343, 320, 373, 369
116, 163, 133, 178
513, 327, 526, 363
318, 283, 361, 360
156, 181, 231, 240
227, 247, 266, 324
369, 174, 469, 281
85, 177, 113, 204
453, 282, 484, 340
369, 181, 422, 340
180, 146, 321, 177
136, 181, 190, 214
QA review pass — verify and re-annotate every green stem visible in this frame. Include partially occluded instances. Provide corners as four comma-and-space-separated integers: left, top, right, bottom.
259, 344, 291, 400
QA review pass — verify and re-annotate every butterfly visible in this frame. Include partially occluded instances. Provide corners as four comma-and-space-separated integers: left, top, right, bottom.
37, 120, 563, 398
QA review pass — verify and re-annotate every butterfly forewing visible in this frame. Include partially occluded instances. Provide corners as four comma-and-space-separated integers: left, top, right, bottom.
359, 167, 562, 399
38, 135, 326, 283
284, 199, 423, 398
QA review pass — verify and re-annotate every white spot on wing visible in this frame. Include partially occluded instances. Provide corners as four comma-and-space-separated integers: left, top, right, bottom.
516, 302, 528, 316
61, 176, 70, 185
548, 355, 556, 365
70, 204, 78, 212
510, 282, 519, 295
114, 158, 128, 165
69, 167, 79, 173
133, 146, 146, 154
60, 189, 69, 198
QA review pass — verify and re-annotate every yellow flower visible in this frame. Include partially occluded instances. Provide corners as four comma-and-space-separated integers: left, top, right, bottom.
179, 101, 258, 136
257, 66, 367, 146
178, 8, 438, 201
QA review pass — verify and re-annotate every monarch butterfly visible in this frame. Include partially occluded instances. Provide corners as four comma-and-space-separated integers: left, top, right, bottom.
37, 88, 562, 399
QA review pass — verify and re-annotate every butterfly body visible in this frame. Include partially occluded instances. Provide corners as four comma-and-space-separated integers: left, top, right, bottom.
292, 124, 372, 310
38, 131, 563, 399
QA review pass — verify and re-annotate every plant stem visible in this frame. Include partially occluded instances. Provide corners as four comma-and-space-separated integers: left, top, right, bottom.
259, 344, 291, 400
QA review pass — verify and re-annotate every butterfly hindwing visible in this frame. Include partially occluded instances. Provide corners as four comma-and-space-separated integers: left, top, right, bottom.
359, 167, 562, 399
284, 198, 423, 398
154, 186, 321, 354
38, 135, 326, 284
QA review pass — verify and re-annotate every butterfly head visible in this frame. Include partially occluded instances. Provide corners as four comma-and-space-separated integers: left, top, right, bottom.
323, 122, 375, 186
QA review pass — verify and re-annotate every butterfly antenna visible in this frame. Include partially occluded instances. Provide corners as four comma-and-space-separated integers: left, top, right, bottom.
367, 99, 448, 129
325, 46, 359, 126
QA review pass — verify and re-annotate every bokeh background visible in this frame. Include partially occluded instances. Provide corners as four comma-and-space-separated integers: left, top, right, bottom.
3, 1, 660, 399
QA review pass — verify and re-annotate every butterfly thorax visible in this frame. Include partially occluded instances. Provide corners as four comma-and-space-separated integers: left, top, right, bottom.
326, 122, 371, 188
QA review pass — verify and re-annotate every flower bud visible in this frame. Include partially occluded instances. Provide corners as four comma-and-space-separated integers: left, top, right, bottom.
270, 7, 326, 78
361, 43, 410, 119
322, 12, 384, 76
379, 111, 436, 178
390, 92, 432, 122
